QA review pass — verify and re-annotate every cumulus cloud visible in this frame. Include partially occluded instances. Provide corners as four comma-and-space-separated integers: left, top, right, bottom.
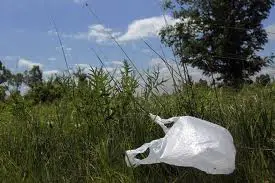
150, 58, 166, 67
111, 61, 124, 66
72, 24, 121, 43
256, 65, 275, 79
143, 58, 208, 93
118, 15, 178, 42
43, 70, 60, 80
149, 57, 206, 80
75, 64, 92, 73
59, 15, 179, 44
43, 70, 59, 76
150, 57, 275, 88
75, 64, 90, 68
18, 58, 43, 69
103, 67, 115, 72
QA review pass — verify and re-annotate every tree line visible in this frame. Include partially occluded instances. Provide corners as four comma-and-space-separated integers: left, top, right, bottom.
0, 60, 272, 103
0, 61, 67, 102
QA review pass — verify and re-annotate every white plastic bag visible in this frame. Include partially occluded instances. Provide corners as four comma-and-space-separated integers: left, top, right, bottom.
125, 114, 236, 175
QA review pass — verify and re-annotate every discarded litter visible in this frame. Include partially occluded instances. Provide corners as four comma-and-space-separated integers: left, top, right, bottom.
125, 114, 236, 175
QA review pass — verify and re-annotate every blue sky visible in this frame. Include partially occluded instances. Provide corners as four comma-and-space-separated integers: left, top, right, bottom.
1, 0, 275, 80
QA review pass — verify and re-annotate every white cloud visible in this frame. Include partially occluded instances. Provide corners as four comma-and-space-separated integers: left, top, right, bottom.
43, 70, 59, 78
75, 64, 90, 68
144, 58, 208, 93
103, 67, 115, 72
73, 24, 121, 43
18, 58, 43, 69
150, 58, 166, 67
61, 15, 179, 44
111, 61, 124, 66
186, 66, 207, 81
117, 15, 179, 42
149, 57, 206, 82
75, 64, 91, 73
266, 24, 275, 40
102, 61, 123, 71
256, 65, 275, 78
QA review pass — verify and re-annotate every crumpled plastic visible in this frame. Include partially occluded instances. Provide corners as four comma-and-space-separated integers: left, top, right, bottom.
125, 114, 236, 175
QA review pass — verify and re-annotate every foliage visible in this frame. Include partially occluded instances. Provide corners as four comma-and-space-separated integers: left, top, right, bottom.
160, 0, 275, 87
120, 60, 139, 96
11, 73, 24, 92
24, 65, 43, 88
0, 86, 6, 101
0, 64, 274, 182
144, 66, 168, 99
196, 79, 208, 87
26, 79, 66, 103
256, 74, 271, 86
0, 61, 12, 85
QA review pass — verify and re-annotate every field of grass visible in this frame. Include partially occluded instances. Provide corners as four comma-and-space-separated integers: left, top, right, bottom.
0, 66, 275, 182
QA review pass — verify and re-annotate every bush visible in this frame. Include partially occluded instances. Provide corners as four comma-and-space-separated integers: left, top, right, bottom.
256, 74, 271, 86
26, 80, 66, 103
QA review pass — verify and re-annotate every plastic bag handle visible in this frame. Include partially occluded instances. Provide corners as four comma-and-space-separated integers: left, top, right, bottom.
149, 114, 180, 134
125, 139, 163, 167
125, 114, 180, 167
125, 143, 151, 167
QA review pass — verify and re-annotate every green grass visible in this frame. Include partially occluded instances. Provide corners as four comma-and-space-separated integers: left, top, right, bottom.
0, 67, 274, 182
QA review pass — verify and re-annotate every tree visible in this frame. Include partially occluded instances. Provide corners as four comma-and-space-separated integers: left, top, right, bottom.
160, 0, 274, 87
197, 79, 208, 87
0, 61, 12, 99
0, 61, 12, 85
11, 73, 24, 92
27, 79, 64, 103
256, 74, 271, 85
25, 65, 43, 88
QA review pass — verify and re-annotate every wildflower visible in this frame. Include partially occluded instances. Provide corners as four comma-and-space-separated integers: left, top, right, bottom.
46, 121, 54, 128
74, 123, 81, 128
